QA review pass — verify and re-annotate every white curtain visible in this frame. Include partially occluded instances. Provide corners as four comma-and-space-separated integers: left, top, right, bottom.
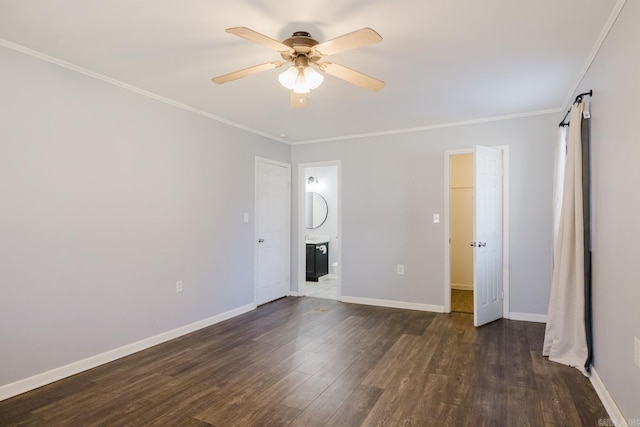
552, 127, 567, 245
543, 102, 588, 376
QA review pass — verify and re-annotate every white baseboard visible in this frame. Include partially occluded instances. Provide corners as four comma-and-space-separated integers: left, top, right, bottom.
590, 366, 629, 427
451, 283, 473, 291
0, 303, 256, 402
508, 312, 548, 323
289, 291, 301, 297
340, 296, 444, 313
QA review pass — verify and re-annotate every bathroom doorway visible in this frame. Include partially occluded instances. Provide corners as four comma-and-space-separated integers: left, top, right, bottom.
297, 161, 341, 300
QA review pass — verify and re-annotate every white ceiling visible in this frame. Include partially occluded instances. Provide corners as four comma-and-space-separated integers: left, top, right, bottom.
0, 0, 619, 143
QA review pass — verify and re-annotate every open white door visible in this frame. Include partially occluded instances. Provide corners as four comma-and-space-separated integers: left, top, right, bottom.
256, 159, 290, 305
473, 145, 503, 326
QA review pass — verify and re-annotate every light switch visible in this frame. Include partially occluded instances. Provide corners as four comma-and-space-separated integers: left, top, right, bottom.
433, 214, 440, 223
243, 212, 249, 223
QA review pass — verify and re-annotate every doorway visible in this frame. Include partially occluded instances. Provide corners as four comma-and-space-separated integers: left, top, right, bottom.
444, 146, 510, 325
450, 153, 474, 314
298, 161, 341, 300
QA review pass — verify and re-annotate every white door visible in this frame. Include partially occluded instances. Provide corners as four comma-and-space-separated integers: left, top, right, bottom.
473, 145, 503, 326
255, 159, 290, 305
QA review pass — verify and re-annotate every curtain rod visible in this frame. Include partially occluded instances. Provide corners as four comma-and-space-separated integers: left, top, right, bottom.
559, 90, 593, 127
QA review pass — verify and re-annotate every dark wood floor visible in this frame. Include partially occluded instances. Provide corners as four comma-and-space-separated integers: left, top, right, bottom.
0, 297, 607, 426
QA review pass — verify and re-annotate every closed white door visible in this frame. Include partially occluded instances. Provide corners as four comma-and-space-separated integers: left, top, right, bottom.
255, 159, 290, 305
473, 145, 503, 326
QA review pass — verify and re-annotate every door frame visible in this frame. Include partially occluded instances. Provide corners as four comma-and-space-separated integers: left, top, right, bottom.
443, 146, 510, 317
254, 157, 291, 305
296, 160, 342, 299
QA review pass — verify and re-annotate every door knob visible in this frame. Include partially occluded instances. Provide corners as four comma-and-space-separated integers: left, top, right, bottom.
258, 238, 265, 243
478, 242, 487, 247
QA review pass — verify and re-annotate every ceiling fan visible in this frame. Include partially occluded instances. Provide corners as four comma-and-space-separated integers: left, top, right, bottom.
212, 27, 385, 108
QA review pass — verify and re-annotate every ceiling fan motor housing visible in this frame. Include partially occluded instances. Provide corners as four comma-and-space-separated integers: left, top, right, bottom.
281, 31, 321, 62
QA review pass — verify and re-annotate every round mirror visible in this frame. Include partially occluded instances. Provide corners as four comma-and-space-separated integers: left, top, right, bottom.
305, 192, 328, 229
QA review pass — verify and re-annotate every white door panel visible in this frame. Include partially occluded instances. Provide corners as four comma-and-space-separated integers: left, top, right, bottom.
256, 160, 290, 305
474, 145, 503, 326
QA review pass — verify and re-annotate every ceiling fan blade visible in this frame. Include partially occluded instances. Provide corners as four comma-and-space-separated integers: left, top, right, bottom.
212, 61, 284, 84
319, 62, 385, 92
291, 92, 307, 108
226, 27, 292, 52
313, 28, 382, 57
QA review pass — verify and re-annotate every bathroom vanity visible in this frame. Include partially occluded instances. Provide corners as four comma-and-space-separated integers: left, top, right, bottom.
306, 242, 329, 282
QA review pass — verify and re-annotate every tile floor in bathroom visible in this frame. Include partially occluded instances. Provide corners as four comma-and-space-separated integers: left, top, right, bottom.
304, 277, 338, 299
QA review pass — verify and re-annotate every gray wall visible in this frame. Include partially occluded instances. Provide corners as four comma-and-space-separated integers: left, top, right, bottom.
0, 46, 289, 386
291, 113, 558, 315
572, 0, 640, 417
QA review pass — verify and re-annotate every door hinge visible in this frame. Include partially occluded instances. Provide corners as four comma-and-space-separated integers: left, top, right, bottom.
501, 290, 504, 300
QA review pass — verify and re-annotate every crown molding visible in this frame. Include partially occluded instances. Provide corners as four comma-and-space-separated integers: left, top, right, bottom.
290, 108, 562, 145
560, 0, 627, 109
0, 39, 289, 145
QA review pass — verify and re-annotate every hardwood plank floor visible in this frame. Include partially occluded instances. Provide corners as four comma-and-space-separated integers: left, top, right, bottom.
0, 297, 608, 426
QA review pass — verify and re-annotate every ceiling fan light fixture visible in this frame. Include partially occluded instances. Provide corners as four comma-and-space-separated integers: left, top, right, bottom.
303, 66, 323, 90
278, 66, 298, 90
278, 66, 323, 94
293, 72, 311, 94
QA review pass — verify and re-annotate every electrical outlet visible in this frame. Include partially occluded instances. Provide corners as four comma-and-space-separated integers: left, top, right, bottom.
176, 280, 183, 293
634, 337, 640, 369
397, 264, 405, 275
